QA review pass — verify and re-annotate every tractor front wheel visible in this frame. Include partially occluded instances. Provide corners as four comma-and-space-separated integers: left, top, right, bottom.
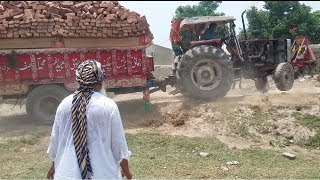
273, 62, 294, 91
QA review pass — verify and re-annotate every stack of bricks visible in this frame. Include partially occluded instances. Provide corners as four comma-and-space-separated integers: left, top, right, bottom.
0, 1, 154, 39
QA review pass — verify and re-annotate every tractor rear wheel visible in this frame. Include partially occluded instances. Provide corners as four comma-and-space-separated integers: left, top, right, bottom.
176, 45, 233, 100
254, 76, 269, 93
26, 85, 70, 123
274, 62, 294, 91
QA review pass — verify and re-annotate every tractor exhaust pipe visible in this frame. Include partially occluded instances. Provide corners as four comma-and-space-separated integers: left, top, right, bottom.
241, 10, 247, 40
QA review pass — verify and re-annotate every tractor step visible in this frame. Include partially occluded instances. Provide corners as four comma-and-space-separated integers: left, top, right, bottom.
232, 68, 243, 89
233, 68, 243, 78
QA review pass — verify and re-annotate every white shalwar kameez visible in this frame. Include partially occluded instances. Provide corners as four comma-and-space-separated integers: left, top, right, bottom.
47, 92, 132, 180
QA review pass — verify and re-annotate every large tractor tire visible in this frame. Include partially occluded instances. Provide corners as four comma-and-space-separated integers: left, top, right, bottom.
176, 45, 233, 100
26, 85, 70, 123
273, 62, 294, 91
254, 76, 269, 93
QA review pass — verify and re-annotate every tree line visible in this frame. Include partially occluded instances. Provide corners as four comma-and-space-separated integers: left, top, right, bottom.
175, 1, 320, 44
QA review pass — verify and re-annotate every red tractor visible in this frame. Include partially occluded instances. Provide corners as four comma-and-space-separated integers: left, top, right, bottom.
167, 13, 317, 97
169, 16, 235, 98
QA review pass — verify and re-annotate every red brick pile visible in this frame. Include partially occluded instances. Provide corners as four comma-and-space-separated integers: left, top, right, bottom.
0, 1, 153, 39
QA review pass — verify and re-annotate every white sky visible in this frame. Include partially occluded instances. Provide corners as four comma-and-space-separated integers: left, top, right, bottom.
120, 1, 320, 49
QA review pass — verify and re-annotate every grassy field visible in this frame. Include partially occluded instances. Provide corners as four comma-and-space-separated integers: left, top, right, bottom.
1, 132, 320, 179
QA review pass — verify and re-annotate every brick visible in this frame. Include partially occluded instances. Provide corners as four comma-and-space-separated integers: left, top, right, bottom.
60, 7, 73, 14
89, 6, 97, 14
34, 10, 42, 19
120, 12, 128, 20
81, 12, 87, 19
100, 2, 115, 11
92, 12, 97, 19
0, 10, 12, 20
61, 1, 74, 8
20, 1, 29, 9
0, 4, 4, 12
51, 14, 62, 19
45, 2, 54, 7
83, 6, 89, 13
76, 11, 82, 17
97, 8, 105, 14
85, 12, 93, 19
6, 33, 13, 38
32, 5, 47, 10
74, 2, 87, 9
13, 13, 24, 20
26, 32, 32, 37
93, 2, 100, 9
106, 14, 117, 21
96, 14, 104, 21
3, 2, 16, 9
66, 13, 76, 18
23, 9, 34, 20
10, 9, 23, 17
47, 6, 60, 15
33, 32, 39, 37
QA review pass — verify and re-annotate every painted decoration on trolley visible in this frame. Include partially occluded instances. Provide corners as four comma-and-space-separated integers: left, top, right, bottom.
0, 48, 153, 95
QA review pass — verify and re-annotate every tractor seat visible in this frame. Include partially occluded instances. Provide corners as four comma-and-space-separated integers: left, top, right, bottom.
189, 38, 222, 49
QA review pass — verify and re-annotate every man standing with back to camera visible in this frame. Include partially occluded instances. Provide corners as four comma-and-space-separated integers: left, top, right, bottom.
46, 60, 132, 180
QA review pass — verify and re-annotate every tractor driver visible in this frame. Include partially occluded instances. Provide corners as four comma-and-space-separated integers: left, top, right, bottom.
201, 23, 217, 40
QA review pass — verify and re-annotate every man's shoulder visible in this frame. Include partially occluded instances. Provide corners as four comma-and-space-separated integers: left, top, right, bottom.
91, 92, 117, 108
56, 94, 73, 111
62, 94, 74, 104
56, 92, 118, 112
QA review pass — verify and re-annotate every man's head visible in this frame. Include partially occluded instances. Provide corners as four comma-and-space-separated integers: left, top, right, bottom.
76, 60, 106, 94
209, 23, 217, 30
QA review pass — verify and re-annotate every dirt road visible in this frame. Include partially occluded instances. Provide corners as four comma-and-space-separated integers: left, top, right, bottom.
1, 77, 320, 151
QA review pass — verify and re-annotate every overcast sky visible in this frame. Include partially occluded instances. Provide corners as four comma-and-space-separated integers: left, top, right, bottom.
120, 1, 320, 48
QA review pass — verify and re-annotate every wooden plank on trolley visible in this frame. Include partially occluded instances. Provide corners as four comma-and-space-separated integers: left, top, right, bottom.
0, 38, 52, 49
63, 37, 143, 48
0, 37, 149, 49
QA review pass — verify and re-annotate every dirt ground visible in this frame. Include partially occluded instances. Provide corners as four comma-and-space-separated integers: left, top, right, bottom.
1, 76, 320, 155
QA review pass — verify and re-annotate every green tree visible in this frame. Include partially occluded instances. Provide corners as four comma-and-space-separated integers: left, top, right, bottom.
174, 1, 224, 18
245, 1, 320, 43
245, 6, 270, 39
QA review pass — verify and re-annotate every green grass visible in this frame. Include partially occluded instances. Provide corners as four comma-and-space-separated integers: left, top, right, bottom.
306, 132, 320, 148
0, 135, 50, 179
293, 113, 320, 149
127, 133, 320, 179
295, 114, 320, 130
270, 139, 292, 148
1, 133, 320, 179
232, 122, 250, 137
